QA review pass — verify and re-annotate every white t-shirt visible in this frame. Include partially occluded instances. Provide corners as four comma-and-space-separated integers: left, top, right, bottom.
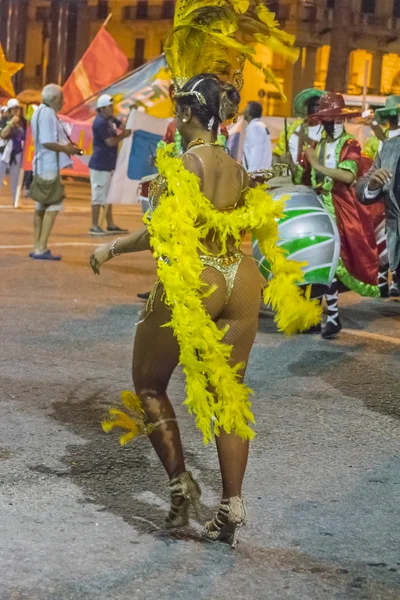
288, 124, 323, 163
242, 119, 272, 172
324, 139, 340, 169
31, 104, 72, 175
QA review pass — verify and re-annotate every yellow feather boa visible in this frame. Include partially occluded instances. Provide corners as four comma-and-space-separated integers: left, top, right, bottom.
103, 146, 321, 445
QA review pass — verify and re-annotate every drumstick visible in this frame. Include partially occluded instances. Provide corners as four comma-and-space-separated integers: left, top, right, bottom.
284, 117, 289, 154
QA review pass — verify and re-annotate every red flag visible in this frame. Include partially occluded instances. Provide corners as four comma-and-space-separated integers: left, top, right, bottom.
62, 27, 128, 114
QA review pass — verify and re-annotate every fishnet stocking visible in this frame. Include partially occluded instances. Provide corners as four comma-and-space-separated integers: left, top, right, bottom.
132, 255, 261, 497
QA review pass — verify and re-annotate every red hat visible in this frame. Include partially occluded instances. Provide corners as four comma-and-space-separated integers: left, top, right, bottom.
310, 92, 361, 121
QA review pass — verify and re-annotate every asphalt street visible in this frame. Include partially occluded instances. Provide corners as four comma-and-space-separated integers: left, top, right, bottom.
0, 183, 399, 600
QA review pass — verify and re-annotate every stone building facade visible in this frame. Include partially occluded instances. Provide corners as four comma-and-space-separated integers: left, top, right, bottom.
1, 0, 400, 114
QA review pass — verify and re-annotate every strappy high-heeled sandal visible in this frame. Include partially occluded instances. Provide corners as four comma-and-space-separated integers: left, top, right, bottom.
165, 471, 202, 529
202, 496, 246, 548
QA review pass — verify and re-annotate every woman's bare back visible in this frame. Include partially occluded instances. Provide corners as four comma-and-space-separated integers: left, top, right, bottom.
184, 145, 248, 255
186, 145, 247, 211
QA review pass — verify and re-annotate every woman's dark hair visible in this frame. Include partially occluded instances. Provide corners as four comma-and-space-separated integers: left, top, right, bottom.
175, 73, 240, 130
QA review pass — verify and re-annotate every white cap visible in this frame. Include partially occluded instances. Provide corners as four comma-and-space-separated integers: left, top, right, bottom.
7, 98, 20, 109
362, 109, 373, 119
96, 94, 113, 109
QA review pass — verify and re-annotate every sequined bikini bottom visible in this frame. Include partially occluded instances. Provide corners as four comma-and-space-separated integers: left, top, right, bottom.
199, 251, 244, 304
137, 252, 244, 325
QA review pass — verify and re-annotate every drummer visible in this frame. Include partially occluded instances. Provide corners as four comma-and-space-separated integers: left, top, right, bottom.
273, 88, 325, 166
363, 95, 400, 160
292, 93, 380, 339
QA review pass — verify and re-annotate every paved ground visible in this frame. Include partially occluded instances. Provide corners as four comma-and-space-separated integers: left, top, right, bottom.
0, 184, 399, 600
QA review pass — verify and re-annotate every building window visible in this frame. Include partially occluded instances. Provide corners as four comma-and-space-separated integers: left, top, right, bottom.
394, 0, 400, 19
97, 0, 109, 20
134, 39, 145, 69
326, 0, 335, 9
136, 1, 148, 19
122, 6, 135, 20
361, 0, 375, 14
162, 0, 174, 19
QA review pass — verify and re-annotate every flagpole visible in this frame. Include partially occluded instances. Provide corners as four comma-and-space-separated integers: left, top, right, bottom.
102, 13, 113, 29
284, 117, 289, 154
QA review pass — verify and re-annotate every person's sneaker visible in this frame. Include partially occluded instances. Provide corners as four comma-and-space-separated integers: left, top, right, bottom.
31, 249, 61, 261
379, 283, 389, 298
137, 291, 151, 300
378, 268, 389, 298
389, 281, 400, 297
106, 225, 128, 234
89, 226, 106, 236
322, 318, 342, 340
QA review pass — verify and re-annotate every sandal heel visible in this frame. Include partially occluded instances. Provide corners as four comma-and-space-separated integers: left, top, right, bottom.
165, 471, 202, 529
202, 497, 246, 548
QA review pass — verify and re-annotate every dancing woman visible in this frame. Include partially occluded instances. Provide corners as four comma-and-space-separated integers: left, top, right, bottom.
90, 1, 321, 547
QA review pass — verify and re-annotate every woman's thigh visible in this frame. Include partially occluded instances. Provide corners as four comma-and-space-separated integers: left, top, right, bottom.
218, 255, 262, 371
132, 283, 180, 393
132, 266, 229, 392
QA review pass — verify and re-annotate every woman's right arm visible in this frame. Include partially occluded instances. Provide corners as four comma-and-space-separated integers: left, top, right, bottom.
0, 124, 11, 139
90, 227, 151, 274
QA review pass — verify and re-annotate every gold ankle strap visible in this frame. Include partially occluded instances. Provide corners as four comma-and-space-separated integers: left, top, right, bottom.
102, 391, 177, 446
151, 418, 177, 428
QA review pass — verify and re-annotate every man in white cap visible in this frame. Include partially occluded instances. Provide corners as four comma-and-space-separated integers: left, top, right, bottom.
0, 98, 26, 204
30, 84, 82, 260
88, 94, 131, 235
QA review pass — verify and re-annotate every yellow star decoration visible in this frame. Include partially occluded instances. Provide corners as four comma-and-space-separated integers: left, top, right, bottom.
0, 43, 24, 97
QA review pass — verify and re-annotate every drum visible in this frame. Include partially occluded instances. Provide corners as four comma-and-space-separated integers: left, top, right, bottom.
253, 184, 340, 288
137, 173, 158, 214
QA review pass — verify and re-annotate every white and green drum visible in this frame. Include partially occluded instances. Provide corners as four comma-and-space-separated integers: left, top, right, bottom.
253, 184, 340, 288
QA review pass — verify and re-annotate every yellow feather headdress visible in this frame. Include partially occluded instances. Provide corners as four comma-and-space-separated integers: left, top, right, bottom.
164, 0, 299, 95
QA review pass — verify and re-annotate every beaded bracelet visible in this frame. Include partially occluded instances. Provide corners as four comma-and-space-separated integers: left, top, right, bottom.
110, 237, 121, 258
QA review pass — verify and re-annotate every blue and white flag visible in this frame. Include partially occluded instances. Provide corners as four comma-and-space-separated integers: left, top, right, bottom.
107, 108, 170, 204
67, 55, 168, 121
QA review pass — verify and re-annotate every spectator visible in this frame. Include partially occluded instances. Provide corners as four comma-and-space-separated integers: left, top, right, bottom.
0, 99, 26, 205
0, 105, 9, 131
242, 101, 272, 172
0, 106, 9, 179
357, 136, 400, 297
88, 94, 131, 235
30, 83, 81, 260
22, 103, 39, 198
